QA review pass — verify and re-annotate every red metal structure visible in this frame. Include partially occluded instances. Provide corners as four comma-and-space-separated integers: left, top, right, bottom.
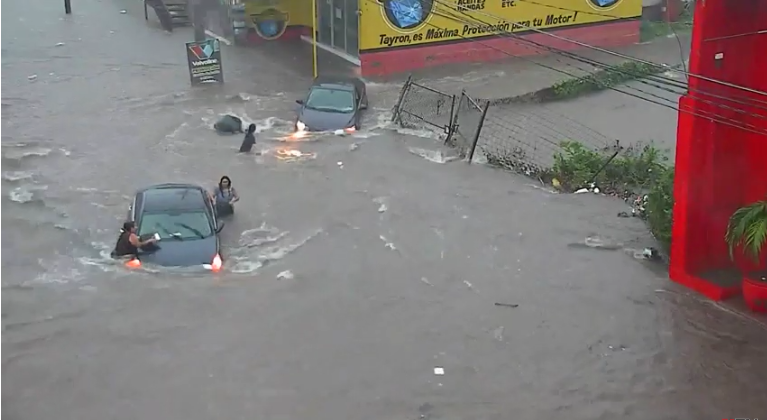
671, 0, 767, 300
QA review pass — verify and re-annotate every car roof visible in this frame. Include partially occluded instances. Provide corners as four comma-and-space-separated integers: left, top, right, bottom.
312, 76, 364, 92
139, 184, 208, 212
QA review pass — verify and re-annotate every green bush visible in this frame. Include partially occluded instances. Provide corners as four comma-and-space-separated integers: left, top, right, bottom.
550, 140, 674, 250
645, 166, 675, 250
549, 62, 665, 100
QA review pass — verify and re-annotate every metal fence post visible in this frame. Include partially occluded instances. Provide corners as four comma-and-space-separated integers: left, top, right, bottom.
586, 140, 622, 185
467, 100, 491, 164
391, 74, 413, 123
445, 94, 457, 144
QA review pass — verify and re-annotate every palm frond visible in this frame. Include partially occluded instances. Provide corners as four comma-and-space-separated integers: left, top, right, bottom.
725, 198, 767, 263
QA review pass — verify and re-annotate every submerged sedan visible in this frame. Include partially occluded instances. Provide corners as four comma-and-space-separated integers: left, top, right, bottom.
125, 183, 224, 271
294, 76, 368, 133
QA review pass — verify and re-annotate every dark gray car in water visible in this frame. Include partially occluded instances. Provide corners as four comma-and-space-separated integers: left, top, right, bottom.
294, 76, 368, 132
127, 183, 224, 270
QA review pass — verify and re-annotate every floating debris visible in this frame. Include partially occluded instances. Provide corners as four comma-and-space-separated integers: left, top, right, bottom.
276, 270, 294, 280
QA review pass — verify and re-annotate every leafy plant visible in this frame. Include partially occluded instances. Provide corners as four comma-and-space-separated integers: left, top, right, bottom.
725, 198, 767, 264
549, 62, 665, 100
644, 166, 675, 249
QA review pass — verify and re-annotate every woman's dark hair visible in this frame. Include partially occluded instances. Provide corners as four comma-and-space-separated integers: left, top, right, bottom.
247, 123, 257, 134
219, 176, 232, 190
122, 221, 135, 232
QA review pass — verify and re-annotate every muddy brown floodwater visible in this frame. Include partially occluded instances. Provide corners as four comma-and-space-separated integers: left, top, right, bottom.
2, 0, 767, 419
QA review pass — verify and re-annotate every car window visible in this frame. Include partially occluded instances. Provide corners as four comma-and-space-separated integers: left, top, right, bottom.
139, 211, 213, 240
305, 88, 355, 113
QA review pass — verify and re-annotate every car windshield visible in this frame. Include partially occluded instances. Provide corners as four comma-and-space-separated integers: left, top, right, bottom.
305, 88, 355, 113
138, 211, 213, 240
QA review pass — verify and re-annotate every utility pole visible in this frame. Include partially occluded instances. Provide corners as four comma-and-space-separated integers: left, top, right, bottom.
64, 0, 72, 14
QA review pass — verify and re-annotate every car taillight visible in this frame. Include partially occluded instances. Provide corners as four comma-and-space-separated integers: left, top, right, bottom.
210, 254, 222, 272
125, 258, 141, 269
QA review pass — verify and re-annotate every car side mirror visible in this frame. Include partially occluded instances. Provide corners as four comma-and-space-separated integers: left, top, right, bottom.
215, 223, 225, 233
295, 99, 304, 105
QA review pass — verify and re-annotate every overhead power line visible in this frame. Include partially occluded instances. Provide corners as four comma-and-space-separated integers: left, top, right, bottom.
431, 3, 767, 116
431, 0, 767, 97
363, 0, 767, 136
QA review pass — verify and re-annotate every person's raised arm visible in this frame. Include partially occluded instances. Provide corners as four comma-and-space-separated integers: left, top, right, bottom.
129, 232, 156, 247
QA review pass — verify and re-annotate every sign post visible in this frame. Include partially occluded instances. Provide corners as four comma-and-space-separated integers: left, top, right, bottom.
186, 38, 224, 86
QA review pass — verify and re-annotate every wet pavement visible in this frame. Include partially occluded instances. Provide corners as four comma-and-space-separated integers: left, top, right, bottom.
3, 0, 767, 419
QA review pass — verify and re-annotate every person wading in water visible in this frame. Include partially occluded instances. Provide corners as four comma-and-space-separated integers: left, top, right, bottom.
239, 123, 257, 153
111, 221, 157, 258
212, 175, 239, 216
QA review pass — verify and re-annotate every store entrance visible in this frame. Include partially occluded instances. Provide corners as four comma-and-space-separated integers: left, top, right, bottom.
317, 0, 359, 59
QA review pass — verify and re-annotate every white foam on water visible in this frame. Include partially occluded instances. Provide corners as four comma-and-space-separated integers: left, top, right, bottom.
165, 122, 189, 140
408, 147, 458, 164
9, 185, 48, 203
2, 171, 34, 181
229, 228, 322, 274
2, 147, 53, 160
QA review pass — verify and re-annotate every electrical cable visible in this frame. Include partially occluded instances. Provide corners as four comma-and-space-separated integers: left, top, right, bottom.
431, 0, 767, 97
364, 0, 767, 136
428, 5, 767, 130
431, 0, 767, 114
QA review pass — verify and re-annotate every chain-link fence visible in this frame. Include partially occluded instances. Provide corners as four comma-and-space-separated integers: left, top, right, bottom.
472, 102, 614, 178
392, 76, 629, 190
393, 77, 456, 138
449, 92, 490, 159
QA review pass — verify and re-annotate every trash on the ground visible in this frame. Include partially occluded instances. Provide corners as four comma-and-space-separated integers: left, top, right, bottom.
420, 277, 433, 286
334, 129, 344, 135
55, 42, 65, 47
433, 367, 445, 375
337, 161, 343, 167
593, 187, 601, 194
27, 74, 37, 80
617, 211, 630, 218
378, 203, 387, 213
120, 9, 127, 14
276, 270, 294, 280
494, 302, 519, 308
574, 188, 589, 194
551, 178, 561, 189
379, 235, 396, 250
348, 142, 359, 151
493, 326, 505, 342
642, 247, 662, 261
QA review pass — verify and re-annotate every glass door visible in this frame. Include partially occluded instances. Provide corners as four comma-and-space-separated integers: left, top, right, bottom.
332, 0, 346, 51
344, 0, 359, 57
318, 0, 333, 47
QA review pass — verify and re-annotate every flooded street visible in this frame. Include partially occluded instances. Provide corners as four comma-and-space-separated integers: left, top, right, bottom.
3, 0, 767, 419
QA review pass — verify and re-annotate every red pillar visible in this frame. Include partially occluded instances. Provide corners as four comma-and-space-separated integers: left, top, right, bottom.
670, 0, 767, 300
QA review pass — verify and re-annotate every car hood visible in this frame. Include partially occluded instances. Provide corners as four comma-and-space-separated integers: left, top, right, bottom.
138, 237, 218, 267
298, 108, 355, 131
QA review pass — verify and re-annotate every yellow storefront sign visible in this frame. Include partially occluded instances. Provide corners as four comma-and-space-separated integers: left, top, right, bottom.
359, 0, 641, 50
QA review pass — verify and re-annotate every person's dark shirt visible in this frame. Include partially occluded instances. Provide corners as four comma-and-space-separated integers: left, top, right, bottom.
113, 231, 139, 257
239, 132, 256, 153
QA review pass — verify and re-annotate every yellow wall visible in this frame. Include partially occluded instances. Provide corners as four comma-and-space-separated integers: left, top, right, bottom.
244, 0, 312, 39
359, 0, 641, 51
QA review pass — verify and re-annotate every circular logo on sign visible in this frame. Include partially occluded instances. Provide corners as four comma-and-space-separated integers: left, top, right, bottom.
250, 8, 289, 40
377, 0, 434, 32
586, 0, 621, 11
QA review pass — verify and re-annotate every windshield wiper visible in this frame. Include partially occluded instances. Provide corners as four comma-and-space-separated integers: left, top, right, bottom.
174, 222, 206, 239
